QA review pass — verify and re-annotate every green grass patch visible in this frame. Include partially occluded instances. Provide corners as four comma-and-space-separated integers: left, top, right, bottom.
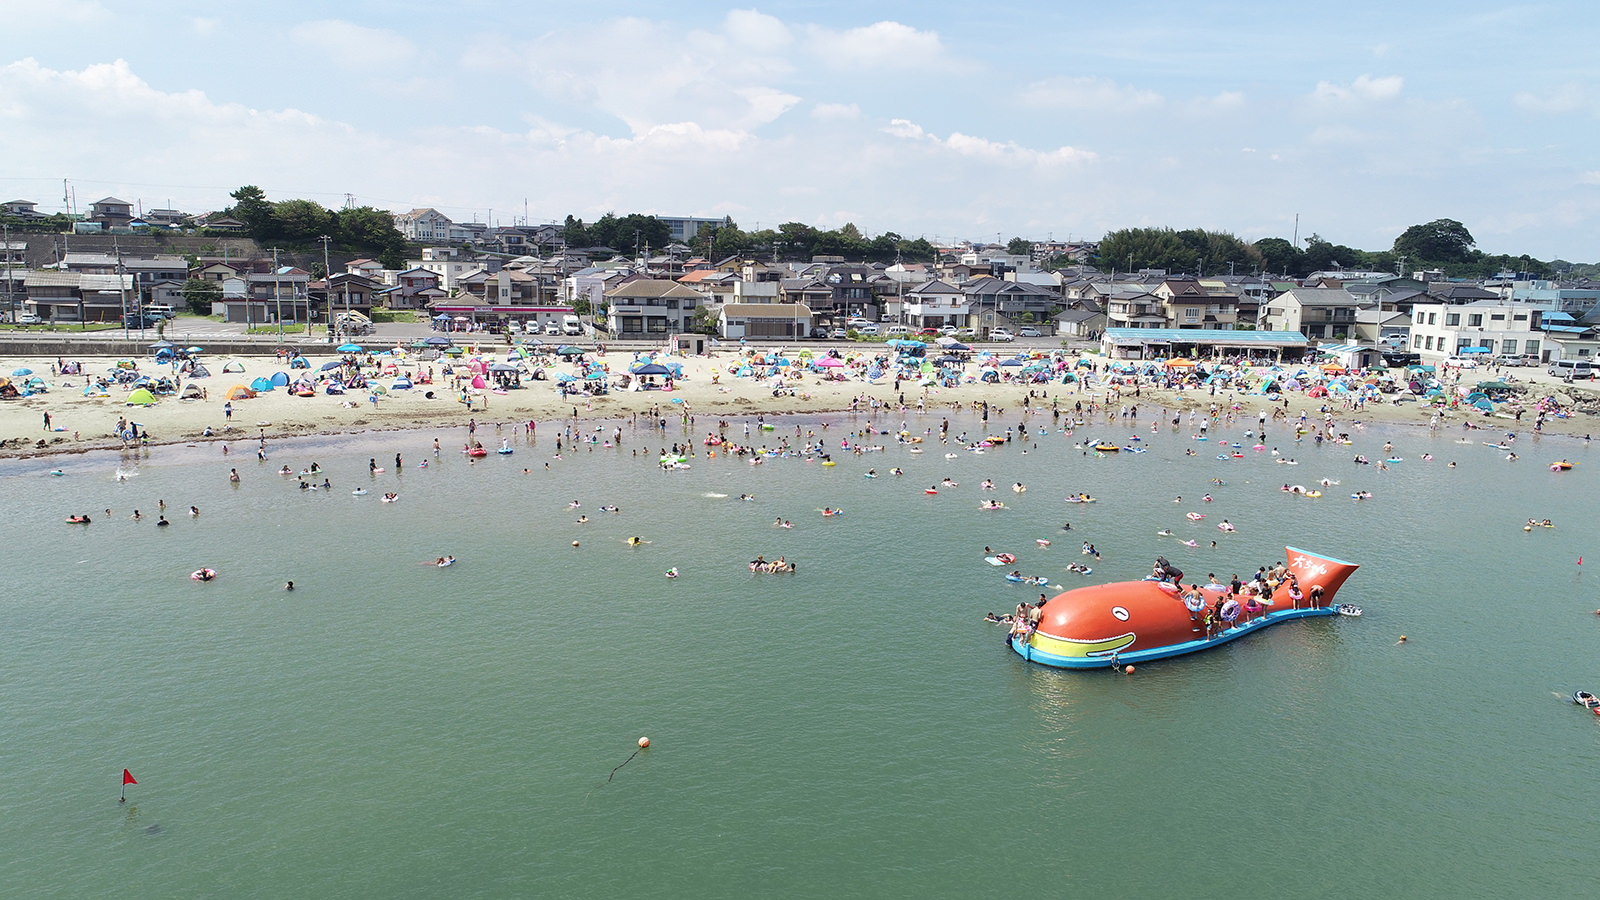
246, 323, 307, 335
0, 322, 123, 332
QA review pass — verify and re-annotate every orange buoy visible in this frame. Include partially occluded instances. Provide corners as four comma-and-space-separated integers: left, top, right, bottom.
1124, 665, 1135, 674
638, 736, 650, 748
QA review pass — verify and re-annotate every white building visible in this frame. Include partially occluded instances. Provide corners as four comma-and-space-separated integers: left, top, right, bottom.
396, 208, 453, 244
1407, 299, 1543, 360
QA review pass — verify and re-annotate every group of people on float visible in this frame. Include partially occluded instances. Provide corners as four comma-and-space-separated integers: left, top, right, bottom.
1153, 560, 1325, 639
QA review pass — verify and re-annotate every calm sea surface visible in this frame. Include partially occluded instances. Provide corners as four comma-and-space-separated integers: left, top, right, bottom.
3, 406, 1598, 899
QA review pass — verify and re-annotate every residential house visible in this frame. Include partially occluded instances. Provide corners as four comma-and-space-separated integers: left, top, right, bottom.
1258, 288, 1363, 341
962, 276, 1059, 333
1155, 278, 1237, 330
901, 280, 969, 331
778, 277, 835, 319
717, 303, 812, 340
1407, 299, 1543, 359
23, 271, 135, 323
88, 197, 134, 230
190, 214, 246, 232
604, 280, 703, 336
2, 200, 46, 220
396, 208, 453, 244
241, 266, 314, 322
390, 267, 443, 309
345, 258, 386, 281
1103, 289, 1167, 330
141, 208, 188, 228
1053, 299, 1106, 340
411, 247, 498, 291
212, 275, 271, 323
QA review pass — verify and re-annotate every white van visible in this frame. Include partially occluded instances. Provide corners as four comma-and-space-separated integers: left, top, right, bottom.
145, 304, 176, 318
885, 325, 912, 337
1548, 359, 1591, 379
562, 315, 583, 336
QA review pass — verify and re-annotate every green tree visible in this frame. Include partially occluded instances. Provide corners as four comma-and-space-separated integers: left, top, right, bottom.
1096, 227, 1198, 273
776, 222, 818, 260
335, 207, 407, 269
227, 185, 276, 238
562, 215, 590, 247
1252, 237, 1304, 276
180, 278, 222, 315
1392, 218, 1475, 265
275, 199, 336, 244
1006, 236, 1032, 256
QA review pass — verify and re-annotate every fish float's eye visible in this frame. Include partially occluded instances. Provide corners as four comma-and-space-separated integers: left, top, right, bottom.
1111, 606, 1130, 621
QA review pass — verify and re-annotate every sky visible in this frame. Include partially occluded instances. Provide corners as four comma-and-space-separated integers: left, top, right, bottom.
2, 1, 1598, 261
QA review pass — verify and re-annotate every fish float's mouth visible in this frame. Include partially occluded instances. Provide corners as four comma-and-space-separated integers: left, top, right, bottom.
1029, 631, 1136, 658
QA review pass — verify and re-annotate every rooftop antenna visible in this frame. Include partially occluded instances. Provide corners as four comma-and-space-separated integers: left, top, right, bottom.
343, 193, 356, 210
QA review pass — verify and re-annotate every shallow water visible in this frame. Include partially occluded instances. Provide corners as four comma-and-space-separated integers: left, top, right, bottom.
3, 408, 1598, 898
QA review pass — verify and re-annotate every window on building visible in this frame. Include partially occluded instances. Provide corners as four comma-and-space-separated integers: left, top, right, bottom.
1468, 314, 1483, 327
1525, 340, 1540, 356
1513, 314, 1527, 321
1446, 313, 1460, 326
1428, 312, 1437, 324
1424, 336, 1433, 350
1502, 340, 1518, 354
1490, 314, 1504, 321
1412, 335, 1422, 349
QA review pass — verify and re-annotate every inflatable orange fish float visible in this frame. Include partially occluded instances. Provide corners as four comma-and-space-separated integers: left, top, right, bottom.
1011, 547, 1358, 668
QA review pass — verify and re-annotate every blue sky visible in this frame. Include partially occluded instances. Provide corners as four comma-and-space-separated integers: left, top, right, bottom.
2, 1, 1597, 261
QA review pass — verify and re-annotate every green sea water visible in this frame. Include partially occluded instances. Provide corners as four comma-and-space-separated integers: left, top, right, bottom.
3, 409, 1598, 899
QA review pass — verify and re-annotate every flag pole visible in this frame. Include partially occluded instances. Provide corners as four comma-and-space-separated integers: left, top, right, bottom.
120, 768, 136, 803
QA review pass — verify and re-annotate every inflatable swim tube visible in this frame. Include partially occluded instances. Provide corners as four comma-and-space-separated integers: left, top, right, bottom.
1186, 512, 1205, 520
191, 568, 217, 581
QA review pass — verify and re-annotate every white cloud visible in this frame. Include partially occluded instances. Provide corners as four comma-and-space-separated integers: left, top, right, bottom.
885, 118, 1094, 167
720, 9, 792, 50
291, 20, 417, 68
191, 17, 221, 36
1580, 171, 1600, 186
805, 21, 945, 69
1311, 74, 1403, 103
1021, 76, 1162, 111
1513, 83, 1590, 115
812, 102, 862, 121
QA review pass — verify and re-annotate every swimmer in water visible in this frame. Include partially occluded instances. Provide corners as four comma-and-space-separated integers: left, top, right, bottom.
285, 581, 295, 591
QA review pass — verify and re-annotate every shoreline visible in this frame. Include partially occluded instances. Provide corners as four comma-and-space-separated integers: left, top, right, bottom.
4, 347, 1597, 461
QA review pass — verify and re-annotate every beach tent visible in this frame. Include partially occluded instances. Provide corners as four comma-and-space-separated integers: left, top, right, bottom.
126, 388, 157, 406
633, 363, 672, 376
424, 336, 451, 347
269, 371, 290, 387
338, 343, 364, 352
289, 356, 310, 369
249, 377, 274, 392
392, 377, 412, 390
226, 384, 255, 400
180, 383, 204, 400
222, 361, 246, 374
321, 360, 344, 372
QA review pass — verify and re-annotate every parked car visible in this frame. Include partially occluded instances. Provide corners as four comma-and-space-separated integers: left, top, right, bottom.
123, 314, 162, 329
917, 327, 941, 337
16, 313, 42, 325
544, 322, 561, 336
808, 325, 830, 339
989, 327, 1015, 342
1495, 354, 1537, 367
939, 325, 959, 336
1018, 327, 1042, 337
956, 327, 977, 339
855, 324, 879, 336
830, 327, 848, 339
847, 317, 872, 329
1440, 356, 1479, 370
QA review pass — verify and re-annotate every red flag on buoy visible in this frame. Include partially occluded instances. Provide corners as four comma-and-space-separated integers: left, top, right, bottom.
122, 769, 137, 786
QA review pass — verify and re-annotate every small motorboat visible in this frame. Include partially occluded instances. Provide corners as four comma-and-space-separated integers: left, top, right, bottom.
1335, 604, 1362, 617
1573, 690, 1600, 709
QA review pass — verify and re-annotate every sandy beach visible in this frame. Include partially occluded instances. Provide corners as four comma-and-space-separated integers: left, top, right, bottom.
3, 344, 1597, 458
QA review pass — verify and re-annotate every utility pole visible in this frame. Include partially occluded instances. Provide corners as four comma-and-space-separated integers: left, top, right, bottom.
2, 222, 12, 323
319, 235, 332, 342
269, 247, 283, 343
